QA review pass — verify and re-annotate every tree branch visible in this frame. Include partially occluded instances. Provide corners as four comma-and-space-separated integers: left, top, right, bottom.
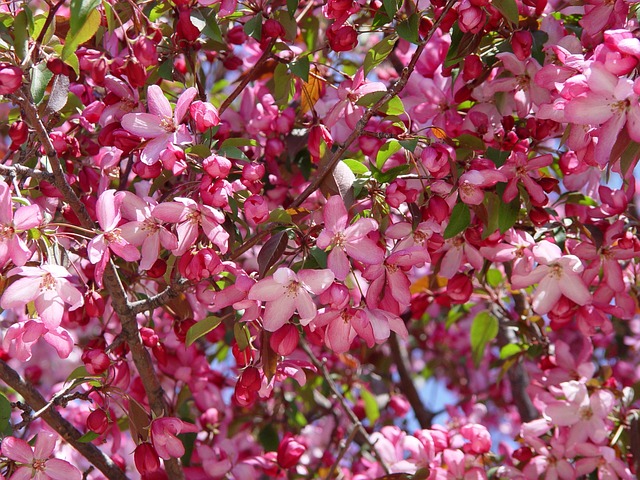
389, 333, 434, 429
0, 360, 128, 480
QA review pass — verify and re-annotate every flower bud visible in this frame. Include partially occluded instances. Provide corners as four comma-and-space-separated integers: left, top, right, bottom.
244, 195, 269, 225
263, 19, 285, 39
87, 409, 110, 434
227, 25, 247, 45
203, 154, 232, 178
512, 31, 533, 61
457, 0, 484, 34
462, 54, 483, 81
8, 121, 28, 150
270, 324, 299, 356
140, 327, 160, 348
82, 349, 110, 375
134, 36, 158, 67
446, 273, 473, 304
0, 63, 22, 95
277, 435, 306, 469
134, 443, 160, 474
190, 101, 220, 132
327, 24, 358, 52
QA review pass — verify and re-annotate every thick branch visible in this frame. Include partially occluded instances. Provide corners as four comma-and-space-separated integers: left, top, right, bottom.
16, 88, 185, 479
128, 279, 191, 314
389, 333, 434, 429
0, 360, 128, 480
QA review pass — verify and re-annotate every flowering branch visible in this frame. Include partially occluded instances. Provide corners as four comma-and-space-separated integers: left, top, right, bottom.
0, 360, 127, 480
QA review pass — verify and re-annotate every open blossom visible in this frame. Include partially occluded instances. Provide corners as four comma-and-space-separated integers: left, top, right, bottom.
87, 190, 141, 287
121, 85, 197, 165
153, 197, 229, 256
499, 152, 553, 205
248, 268, 334, 331
3, 318, 74, 361
0, 265, 83, 328
511, 241, 591, 315
0, 180, 42, 268
1, 432, 81, 480
316, 195, 384, 280
150, 418, 198, 460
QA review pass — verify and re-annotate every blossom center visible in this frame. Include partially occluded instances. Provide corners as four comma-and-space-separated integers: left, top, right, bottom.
40, 273, 57, 291
332, 232, 346, 248
285, 281, 300, 297
104, 228, 123, 244
33, 458, 46, 471
142, 218, 159, 233
160, 117, 176, 133
578, 405, 593, 420
0, 224, 15, 239
550, 264, 563, 279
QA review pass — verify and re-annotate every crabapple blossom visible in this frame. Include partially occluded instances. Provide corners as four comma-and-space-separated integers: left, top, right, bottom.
249, 268, 334, 331
0, 181, 42, 267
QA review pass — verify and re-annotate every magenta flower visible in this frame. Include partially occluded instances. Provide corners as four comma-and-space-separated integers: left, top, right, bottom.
2, 318, 74, 361
248, 267, 334, 331
99, 75, 141, 127
499, 152, 553, 205
0, 265, 83, 328
150, 418, 198, 460
87, 190, 141, 287
0, 180, 42, 268
153, 197, 229, 256
511, 241, 591, 315
121, 85, 197, 165
316, 195, 384, 280
1, 432, 81, 480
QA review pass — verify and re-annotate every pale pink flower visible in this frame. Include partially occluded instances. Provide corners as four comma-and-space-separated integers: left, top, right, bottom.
0, 180, 42, 268
150, 418, 198, 460
1, 432, 81, 480
87, 190, 141, 287
544, 381, 614, 445
480, 229, 535, 276
438, 235, 484, 279
316, 195, 384, 280
99, 75, 141, 126
2, 318, 74, 361
511, 241, 591, 315
119, 192, 178, 270
574, 444, 634, 479
121, 85, 197, 165
248, 268, 334, 331
458, 168, 507, 205
0, 265, 83, 328
153, 197, 229, 256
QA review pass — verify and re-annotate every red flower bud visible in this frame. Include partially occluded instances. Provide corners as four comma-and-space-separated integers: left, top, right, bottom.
190, 101, 220, 132
146, 259, 167, 279
270, 324, 299, 356
327, 24, 358, 52
140, 327, 159, 348
277, 435, 306, 469
0, 63, 23, 95
87, 409, 110, 434
463, 54, 483, 82
8, 121, 28, 150
263, 19, 285, 39
134, 443, 160, 474
446, 273, 473, 304
82, 349, 110, 375
134, 36, 158, 67
512, 31, 533, 61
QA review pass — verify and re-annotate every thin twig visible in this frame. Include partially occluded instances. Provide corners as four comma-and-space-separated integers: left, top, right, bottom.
300, 340, 391, 475
324, 425, 358, 480
0, 164, 54, 181
0, 360, 128, 480
128, 279, 191, 314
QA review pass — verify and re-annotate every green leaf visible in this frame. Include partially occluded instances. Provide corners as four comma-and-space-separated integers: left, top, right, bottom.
220, 138, 258, 148
273, 10, 297, 42
376, 140, 402, 169
218, 145, 249, 161
397, 13, 419, 44
77, 431, 101, 443
492, 0, 519, 26
360, 387, 380, 424
399, 138, 418, 152
456, 134, 485, 151
14, 10, 29, 61
65, 366, 90, 384
290, 55, 310, 81
486, 269, 502, 288
244, 14, 263, 40
186, 316, 222, 346
61, 9, 101, 61
500, 343, 527, 360
46, 74, 69, 113
470, 311, 499, 367
382, 0, 398, 17
343, 159, 369, 175
498, 196, 520, 233
370, 163, 411, 183
31, 62, 53, 105
444, 24, 482, 68
234, 323, 251, 350
70, 0, 101, 36
198, 8, 224, 43
257, 230, 288, 278
443, 203, 470, 239
0, 393, 11, 432
269, 207, 292, 224
364, 35, 397, 76
258, 424, 279, 451
287, 0, 299, 17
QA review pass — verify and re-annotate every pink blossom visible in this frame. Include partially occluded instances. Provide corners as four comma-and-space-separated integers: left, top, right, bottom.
150, 418, 198, 460
87, 190, 141, 287
248, 267, 334, 331
1, 432, 81, 480
121, 85, 197, 165
119, 192, 178, 270
2, 318, 74, 361
458, 168, 507, 205
499, 152, 553, 205
544, 381, 614, 445
511, 241, 591, 315
153, 197, 229, 256
316, 195, 384, 280
190, 100, 220, 132
1, 265, 83, 328
0, 181, 42, 268
99, 75, 141, 126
